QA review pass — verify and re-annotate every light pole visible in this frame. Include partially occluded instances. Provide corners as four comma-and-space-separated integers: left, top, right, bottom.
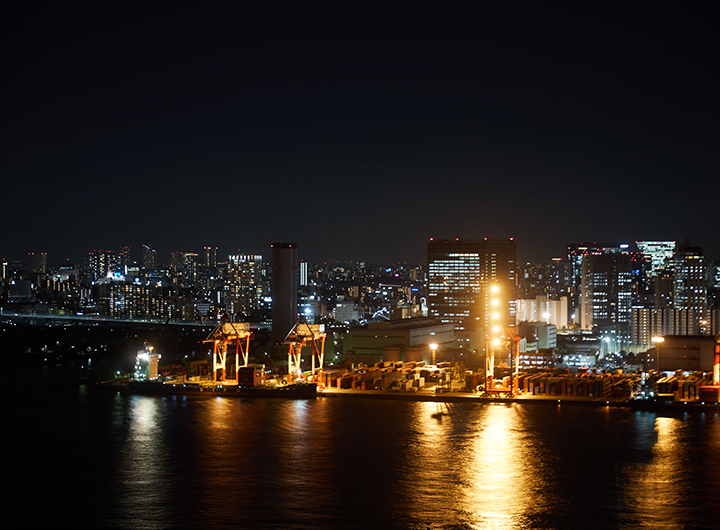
429, 343, 438, 366
652, 336, 664, 372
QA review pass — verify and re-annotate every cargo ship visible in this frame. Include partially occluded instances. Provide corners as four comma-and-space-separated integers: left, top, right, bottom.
125, 380, 318, 399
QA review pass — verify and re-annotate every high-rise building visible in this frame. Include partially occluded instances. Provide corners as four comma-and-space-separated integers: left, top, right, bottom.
28, 252, 47, 274
427, 238, 516, 347
655, 269, 675, 309
88, 249, 121, 281
580, 253, 634, 331
673, 238, 708, 333
299, 260, 309, 286
179, 252, 199, 288
142, 245, 157, 269
118, 246, 131, 271
567, 242, 626, 315
226, 254, 263, 320
271, 243, 298, 344
204, 246, 218, 269
170, 251, 184, 271
636, 241, 676, 277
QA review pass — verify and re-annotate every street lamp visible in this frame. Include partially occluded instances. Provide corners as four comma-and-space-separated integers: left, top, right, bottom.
652, 336, 664, 372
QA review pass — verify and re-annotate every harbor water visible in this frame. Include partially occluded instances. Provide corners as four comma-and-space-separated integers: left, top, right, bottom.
9, 385, 720, 529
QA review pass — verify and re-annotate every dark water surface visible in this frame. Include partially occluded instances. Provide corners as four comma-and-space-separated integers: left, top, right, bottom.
9, 386, 720, 529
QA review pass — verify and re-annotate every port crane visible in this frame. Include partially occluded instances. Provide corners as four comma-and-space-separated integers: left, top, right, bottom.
204, 319, 252, 383
283, 319, 326, 385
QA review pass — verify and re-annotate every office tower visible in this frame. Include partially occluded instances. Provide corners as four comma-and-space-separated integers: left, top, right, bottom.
118, 246, 131, 270
180, 252, 199, 288
427, 238, 516, 337
88, 248, 120, 281
580, 253, 633, 332
299, 260, 308, 286
546, 258, 573, 300
170, 251, 184, 270
567, 243, 625, 314
271, 243, 298, 344
226, 254, 263, 319
204, 246, 218, 268
673, 238, 708, 333
142, 245, 157, 269
636, 241, 676, 277
28, 252, 47, 274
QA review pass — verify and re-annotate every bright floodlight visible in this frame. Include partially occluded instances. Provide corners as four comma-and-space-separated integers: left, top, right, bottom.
652, 337, 665, 343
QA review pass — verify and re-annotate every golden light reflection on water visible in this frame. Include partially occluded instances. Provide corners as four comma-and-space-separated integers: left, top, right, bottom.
406, 402, 549, 529
464, 404, 536, 529
622, 415, 688, 529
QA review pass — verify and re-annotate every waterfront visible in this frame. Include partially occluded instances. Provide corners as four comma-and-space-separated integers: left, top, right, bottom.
9, 384, 720, 529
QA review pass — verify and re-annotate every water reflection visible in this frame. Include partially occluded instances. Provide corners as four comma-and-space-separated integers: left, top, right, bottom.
465, 404, 534, 529
619, 413, 720, 529
402, 402, 556, 529
113, 396, 175, 528
18, 387, 720, 529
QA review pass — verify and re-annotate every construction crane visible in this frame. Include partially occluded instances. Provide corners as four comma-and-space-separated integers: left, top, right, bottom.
283, 319, 326, 385
203, 319, 252, 384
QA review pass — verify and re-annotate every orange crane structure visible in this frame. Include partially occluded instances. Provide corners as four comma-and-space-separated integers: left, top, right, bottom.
203, 320, 252, 384
284, 319, 326, 385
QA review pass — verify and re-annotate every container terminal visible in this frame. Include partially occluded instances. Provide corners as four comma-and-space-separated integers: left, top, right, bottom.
124, 319, 720, 410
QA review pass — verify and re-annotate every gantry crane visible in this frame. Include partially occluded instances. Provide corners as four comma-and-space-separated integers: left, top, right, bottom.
203, 319, 252, 384
283, 319, 326, 385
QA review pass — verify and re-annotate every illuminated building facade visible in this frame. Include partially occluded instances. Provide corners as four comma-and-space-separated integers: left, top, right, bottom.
631, 307, 698, 352
204, 246, 218, 268
87, 248, 124, 281
580, 253, 633, 332
226, 254, 263, 320
516, 295, 569, 329
98, 282, 152, 319
636, 241, 676, 277
299, 260, 308, 286
427, 238, 516, 348
567, 242, 625, 315
672, 239, 708, 333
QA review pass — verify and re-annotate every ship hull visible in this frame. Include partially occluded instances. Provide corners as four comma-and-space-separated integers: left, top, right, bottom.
126, 380, 317, 399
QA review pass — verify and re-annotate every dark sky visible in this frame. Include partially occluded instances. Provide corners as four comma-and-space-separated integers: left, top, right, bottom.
2, 4, 718, 266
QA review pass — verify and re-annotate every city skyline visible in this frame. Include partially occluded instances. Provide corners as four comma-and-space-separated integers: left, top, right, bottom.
3, 235, 719, 269
3, 5, 718, 265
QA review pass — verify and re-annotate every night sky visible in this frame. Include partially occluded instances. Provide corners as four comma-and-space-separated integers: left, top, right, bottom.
3, 4, 718, 265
